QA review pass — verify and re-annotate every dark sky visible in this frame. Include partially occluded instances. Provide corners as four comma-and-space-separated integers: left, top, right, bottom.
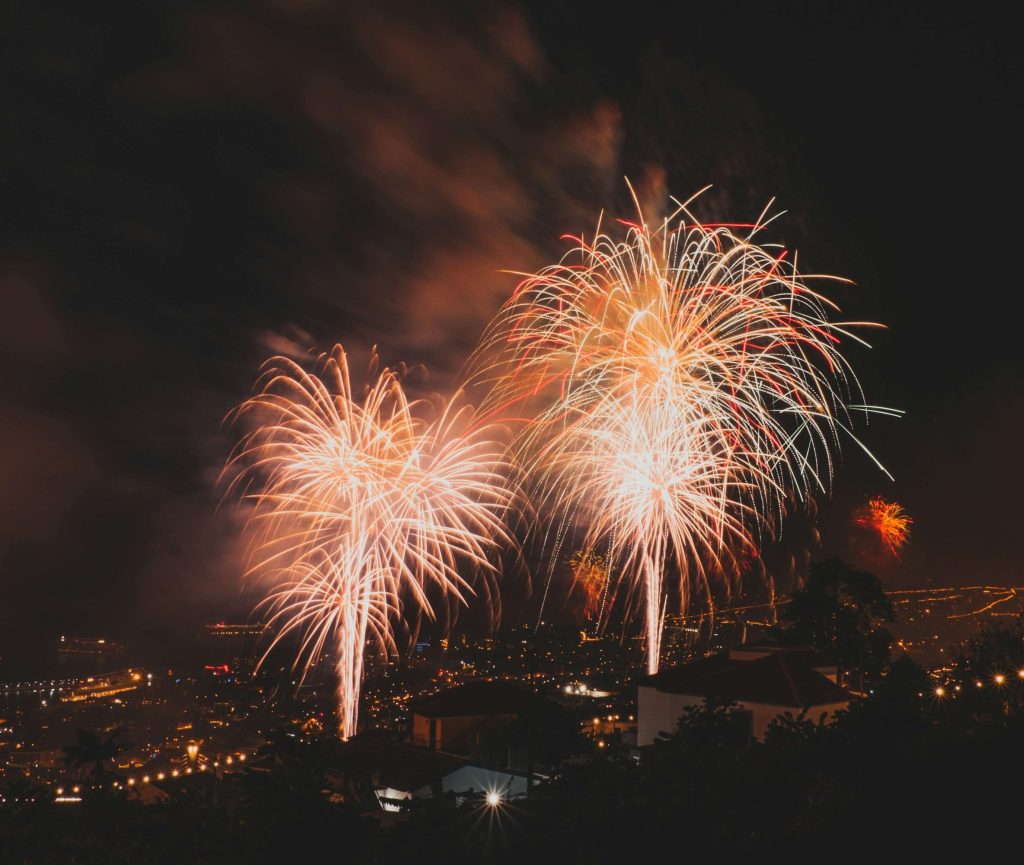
2, 1, 1020, 653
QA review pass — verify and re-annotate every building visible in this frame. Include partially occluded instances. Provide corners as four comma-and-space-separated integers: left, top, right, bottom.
201, 623, 266, 641
57, 636, 124, 656
198, 623, 266, 678
410, 680, 532, 752
60, 669, 146, 703
637, 643, 851, 745
332, 734, 527, 812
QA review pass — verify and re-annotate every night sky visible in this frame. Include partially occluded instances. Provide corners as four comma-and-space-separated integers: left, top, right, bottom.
2, 1, 1020, 656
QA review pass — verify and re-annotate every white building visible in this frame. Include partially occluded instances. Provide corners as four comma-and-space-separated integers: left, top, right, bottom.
332, 734, 528, 813
638, 643, 851, 745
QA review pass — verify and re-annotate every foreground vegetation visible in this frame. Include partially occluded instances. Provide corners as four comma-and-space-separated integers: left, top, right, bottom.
4, 572, 1023, 863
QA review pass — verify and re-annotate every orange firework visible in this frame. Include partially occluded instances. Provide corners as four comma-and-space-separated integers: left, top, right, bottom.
855, 497, 912, 558
226, 346, 517, 738
569, 550, 609, 622
468, 186, 898, 673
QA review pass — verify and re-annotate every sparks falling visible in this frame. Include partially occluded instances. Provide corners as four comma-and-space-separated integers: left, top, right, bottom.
470, 188, 895, 673
227, 346, 515, 738
855, 496, 912, 558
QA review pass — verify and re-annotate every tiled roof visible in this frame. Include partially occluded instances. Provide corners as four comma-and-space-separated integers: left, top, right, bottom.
646, 651, 850, 709
410, 680, 533, 719
729, 640, 835, 669
336, 734, 465, 792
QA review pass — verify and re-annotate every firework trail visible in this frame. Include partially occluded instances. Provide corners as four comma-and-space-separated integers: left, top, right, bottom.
469, 188, 895, 673
227, 346, 516, 737
854, 496, 912, 558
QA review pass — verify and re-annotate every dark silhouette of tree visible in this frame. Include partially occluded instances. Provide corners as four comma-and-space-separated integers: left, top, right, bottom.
476, 695, 588, 771
777, 558, 894, 687
62, 728, 128, 785
254, 726, 304, 766
946, 616, 1024, 726
236, 730, 369, 862
11, 624, 1024, 862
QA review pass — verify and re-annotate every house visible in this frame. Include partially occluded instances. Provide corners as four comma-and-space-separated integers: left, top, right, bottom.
637, 643, 851, 745
410, 680, 532, 753
331, 734, 527, 812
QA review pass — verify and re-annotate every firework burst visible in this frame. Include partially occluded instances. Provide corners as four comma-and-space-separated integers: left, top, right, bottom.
227, 346, 516, 737
854, 496, 912, 558
470, 188, 895, 673
569, 550, 610, 623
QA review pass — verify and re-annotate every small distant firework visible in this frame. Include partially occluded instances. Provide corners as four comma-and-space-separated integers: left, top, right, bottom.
569, 550, 610, 622
227, 346, 515, 738
470, 186, 895, 673
854, 496, 912, 558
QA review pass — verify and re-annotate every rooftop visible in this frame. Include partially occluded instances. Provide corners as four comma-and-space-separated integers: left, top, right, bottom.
643, 648, 850, 709
335, 734, 466, 793
410, 680, 534, 719
727, 638, 835, 670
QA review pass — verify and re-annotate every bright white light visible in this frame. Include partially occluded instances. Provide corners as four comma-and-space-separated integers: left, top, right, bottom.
485, 791, 502, 807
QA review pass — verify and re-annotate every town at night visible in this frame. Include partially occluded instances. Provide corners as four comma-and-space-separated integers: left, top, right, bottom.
2, 2, 1020, 862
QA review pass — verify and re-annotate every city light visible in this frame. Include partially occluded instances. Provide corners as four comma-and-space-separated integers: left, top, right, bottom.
935, 687, 945, 697
485, 791, 502, 807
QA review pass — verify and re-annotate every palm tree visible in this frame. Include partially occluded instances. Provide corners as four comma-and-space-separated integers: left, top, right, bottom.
62, 728, 129, 785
